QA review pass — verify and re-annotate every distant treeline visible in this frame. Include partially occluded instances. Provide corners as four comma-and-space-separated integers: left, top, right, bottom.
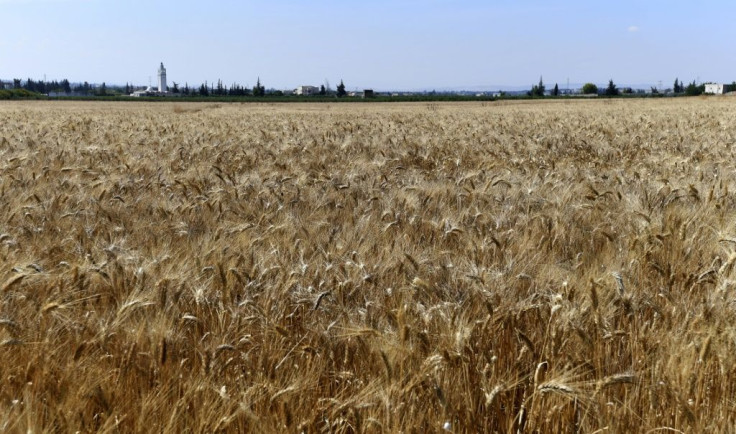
3, 77, 312, 97
1, 77, 498, 100
2, 78, 74, 94
526, 77, 730, 97
1, 75, 732, 101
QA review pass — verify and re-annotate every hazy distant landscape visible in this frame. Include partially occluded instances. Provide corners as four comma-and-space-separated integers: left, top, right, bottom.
2, 62, 728, 100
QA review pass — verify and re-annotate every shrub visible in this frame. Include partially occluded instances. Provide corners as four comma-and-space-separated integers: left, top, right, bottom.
0, 89, 44, 100
582, 83, 598, 94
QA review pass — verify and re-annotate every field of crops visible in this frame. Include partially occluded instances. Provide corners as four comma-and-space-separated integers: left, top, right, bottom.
1, 99, 736, 432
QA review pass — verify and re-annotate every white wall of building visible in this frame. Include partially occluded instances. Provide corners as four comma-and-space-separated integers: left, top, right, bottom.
704, 83, 724, 94
296, 85, 319, 96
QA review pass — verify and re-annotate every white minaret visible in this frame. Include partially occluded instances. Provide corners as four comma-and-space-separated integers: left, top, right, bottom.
158, 62, 167, 92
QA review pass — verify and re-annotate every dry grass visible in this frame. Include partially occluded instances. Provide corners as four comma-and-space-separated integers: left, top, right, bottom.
1, 98, 736, 432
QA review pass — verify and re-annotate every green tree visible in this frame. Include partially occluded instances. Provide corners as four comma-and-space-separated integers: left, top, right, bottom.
171, 82, 179, 93
336, 80, 346, 97
582, 83, 598, 94
673, 78, 682, 93
685, 80, 704, 96
605, 79, 618, 96
319, 85, 326, 95
552, 83, 559, 96
253, 77, 265, 97
530, 76, 545, 97
229, 83, 246, 96
98, 82, 107, 96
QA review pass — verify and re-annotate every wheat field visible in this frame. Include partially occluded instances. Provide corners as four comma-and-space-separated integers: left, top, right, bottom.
1, 98, 736, 432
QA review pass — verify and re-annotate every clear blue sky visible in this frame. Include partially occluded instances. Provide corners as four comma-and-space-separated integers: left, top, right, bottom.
2, 0, 735, 90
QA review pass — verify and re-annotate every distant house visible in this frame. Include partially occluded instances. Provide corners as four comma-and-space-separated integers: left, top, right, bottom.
295, 85, 319, 96
131, 87, 158, 97
362, 89, 374, 98
705, 83, 726, 95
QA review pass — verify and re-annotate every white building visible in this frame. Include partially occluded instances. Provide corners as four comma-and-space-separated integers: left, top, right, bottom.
295, 85, 319, 96
704, 83, 723, 94
703, 83, 736, 95
131, 63, 170, 97
131, 86, 157, 97
158, 62, 167, 93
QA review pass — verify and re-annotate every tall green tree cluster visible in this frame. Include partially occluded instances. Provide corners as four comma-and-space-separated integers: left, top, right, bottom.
530, 76, 545, 97
228, 83, 249, 96
13, 78, 72, 94
178, 78, 268, 97
252, 77, 266, 97
685, 80, 704, 96
73, 82, 92, 94
605, 79, 618, 96
673, 78, 683, 94
214, 79, 226, 96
